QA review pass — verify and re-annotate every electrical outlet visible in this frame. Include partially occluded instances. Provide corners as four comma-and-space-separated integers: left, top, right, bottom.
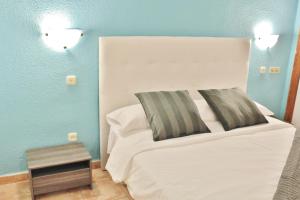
269, 66, 281, 74
66, 75, 77, 85
68, 132, 78, 142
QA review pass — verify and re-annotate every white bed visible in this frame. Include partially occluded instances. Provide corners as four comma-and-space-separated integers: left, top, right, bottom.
99, 36, 295, 200
107, 116, 295, 200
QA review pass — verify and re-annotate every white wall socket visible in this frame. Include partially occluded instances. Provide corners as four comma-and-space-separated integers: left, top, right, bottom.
68, 132, 78, 142
269, 66, 281, 74
66, 75, 77, 85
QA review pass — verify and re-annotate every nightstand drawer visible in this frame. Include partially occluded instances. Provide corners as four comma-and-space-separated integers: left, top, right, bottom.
33, 168, 90, 195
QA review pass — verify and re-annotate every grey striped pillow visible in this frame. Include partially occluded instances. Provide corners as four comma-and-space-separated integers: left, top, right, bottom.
135, 90, 210, 141
199, 88, 268, 131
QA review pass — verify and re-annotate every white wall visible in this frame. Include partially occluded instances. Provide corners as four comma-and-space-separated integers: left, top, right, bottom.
292, 80, 300, 129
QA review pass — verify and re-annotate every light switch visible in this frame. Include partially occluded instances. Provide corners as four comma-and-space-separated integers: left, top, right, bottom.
66, 75, 77, 85
269, 66, 281, 74
259, 66, 267, 74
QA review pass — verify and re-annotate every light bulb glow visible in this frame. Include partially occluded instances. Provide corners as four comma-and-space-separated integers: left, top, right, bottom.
254, 21, 273, 38
40, 13, 71, 32
254, 21, 279, 50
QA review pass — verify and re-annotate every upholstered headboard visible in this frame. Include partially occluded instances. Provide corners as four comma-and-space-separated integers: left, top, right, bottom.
99, 36, 250, 168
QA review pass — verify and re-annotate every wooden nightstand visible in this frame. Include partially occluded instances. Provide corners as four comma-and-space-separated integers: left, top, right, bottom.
26, 142, 92, 200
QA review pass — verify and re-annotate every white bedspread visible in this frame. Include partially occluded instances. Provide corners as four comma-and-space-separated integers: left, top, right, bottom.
106, 117, 295, 200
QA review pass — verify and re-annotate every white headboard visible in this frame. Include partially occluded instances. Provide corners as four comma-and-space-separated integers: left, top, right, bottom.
99, 36, 250, 168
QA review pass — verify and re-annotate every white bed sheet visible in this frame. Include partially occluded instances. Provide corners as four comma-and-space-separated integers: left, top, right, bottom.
106, 117, 295, 200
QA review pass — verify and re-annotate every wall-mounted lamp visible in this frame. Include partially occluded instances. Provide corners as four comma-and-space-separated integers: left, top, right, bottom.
254, 21, 279, 50
43, 29, 83, 52
40, 13, 83, 52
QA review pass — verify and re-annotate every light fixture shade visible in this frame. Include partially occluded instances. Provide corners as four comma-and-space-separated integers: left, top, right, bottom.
267, 34, 279, 48
255, 34, 279, 50
42, 29, 83, 52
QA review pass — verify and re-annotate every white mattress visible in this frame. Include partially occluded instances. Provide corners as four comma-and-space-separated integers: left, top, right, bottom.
106, 117, 295, 200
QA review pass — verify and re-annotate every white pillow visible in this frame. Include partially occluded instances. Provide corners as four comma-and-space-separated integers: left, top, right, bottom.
194, 99, 218, 121
106, 100, 274, 136
255, 102, 274, 116
107, 104, 149, 134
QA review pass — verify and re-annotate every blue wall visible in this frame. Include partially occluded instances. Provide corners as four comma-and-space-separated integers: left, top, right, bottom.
295, 2, 300, 27
0, 0, 298, 175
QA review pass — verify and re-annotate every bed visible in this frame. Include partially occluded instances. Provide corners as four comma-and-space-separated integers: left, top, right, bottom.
99, 36, 296, 200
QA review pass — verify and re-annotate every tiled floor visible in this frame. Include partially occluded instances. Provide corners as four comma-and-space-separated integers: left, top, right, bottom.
0, 169, 133, 200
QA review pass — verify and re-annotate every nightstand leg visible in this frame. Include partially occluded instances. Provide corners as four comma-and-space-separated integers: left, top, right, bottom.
89, 160, 93, 190
28, 170, 35, 200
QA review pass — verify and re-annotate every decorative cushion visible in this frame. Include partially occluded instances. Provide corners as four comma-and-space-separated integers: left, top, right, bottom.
135, 90, 210, 141
198, 88, 268, 131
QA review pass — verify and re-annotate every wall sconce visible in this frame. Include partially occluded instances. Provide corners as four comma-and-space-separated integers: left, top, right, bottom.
42, 29, 83, 52
255, 34, 279, 50
254, 21, 279, 50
